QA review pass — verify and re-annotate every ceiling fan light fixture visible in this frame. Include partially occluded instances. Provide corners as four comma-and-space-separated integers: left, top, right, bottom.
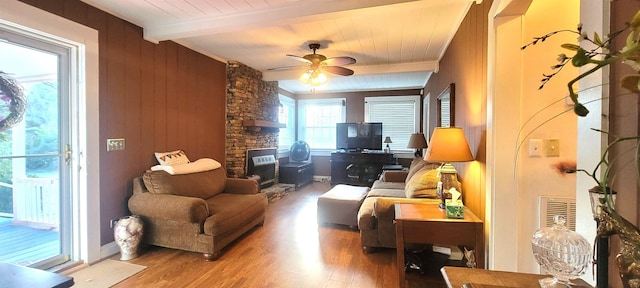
299, 70, 313, 84
310, 71, 327, 86
299, 69, 328, 86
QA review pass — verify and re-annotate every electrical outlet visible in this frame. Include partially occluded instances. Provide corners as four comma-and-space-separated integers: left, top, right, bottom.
107, 138, 125, 151
110, 219, 119, 228
544, 139, 560, 157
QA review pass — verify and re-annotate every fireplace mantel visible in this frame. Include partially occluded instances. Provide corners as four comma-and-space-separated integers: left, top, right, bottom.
242, 120, 285, 132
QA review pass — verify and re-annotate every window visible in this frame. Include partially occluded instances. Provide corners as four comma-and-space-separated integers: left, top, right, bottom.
278, 95, 295, 153
297, 98, 346, 151
365, 96, 421, 152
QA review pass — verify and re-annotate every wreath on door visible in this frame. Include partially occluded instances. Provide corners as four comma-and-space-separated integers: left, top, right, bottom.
0, 71, 26, 132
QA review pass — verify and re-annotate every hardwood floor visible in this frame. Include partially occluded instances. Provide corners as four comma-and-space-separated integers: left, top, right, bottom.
112, 182, 443, 288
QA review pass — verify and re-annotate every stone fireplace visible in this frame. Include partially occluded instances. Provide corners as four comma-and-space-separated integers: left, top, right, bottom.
225, 60, 281, 179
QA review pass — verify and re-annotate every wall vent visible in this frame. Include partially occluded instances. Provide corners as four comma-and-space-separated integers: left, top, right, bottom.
539, 196, 576, 231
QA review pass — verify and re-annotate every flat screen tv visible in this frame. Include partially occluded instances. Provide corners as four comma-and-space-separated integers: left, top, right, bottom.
336, 122, 383, 151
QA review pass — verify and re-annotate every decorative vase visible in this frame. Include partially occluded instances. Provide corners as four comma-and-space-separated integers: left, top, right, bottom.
531, 215, 591, 287
114, 215, 144, 260
596, 205, 640, 288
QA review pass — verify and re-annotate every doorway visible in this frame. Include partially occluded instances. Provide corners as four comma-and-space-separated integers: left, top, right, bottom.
0, 28, 73, 269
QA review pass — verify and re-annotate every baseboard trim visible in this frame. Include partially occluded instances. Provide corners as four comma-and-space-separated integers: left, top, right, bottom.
100, 241, 120, 261
313, 175, 331, 183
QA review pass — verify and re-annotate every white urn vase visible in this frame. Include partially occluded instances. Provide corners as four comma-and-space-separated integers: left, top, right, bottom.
114, 215, 144, 260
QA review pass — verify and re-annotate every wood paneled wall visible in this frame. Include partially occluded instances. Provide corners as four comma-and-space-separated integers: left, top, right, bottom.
610, 0, 640, 227
423, 1, 491, 220
18, 0, 228, 245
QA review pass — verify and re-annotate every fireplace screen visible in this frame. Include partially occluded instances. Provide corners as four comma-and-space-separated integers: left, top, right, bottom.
246, 148, 277, 188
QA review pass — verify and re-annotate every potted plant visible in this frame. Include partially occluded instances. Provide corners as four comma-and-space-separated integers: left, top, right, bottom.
522, 9, 640, 288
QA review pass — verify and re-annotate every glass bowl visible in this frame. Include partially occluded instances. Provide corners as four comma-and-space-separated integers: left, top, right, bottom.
531, 215, 591, 287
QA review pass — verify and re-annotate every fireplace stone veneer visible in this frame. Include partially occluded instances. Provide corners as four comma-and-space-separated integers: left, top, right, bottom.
225, 60, 280, 179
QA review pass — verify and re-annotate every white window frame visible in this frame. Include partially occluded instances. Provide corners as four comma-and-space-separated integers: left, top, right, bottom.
278, 94, 295, 155
365, 95, 421, 156
297, 98, 346, 155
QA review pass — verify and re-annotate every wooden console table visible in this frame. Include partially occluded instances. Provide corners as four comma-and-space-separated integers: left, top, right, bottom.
395, 203, 484, 288
441, 266, 593, 288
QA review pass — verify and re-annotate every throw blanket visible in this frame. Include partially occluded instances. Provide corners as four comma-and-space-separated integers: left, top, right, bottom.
151, 158, 221, 175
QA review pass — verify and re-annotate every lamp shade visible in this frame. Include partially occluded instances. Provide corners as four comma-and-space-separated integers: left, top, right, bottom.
407, 133, 428, 149
383, 136, 392, 144
424, 127, 473, 162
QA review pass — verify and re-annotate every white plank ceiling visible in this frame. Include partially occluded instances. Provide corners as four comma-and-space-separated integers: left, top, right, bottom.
79, 0, 478, 94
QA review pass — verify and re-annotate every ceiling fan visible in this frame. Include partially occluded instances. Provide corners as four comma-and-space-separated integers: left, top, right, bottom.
269, 43, 356, 85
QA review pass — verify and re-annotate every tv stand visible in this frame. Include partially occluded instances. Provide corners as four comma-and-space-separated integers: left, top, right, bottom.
279, 162, 313, 189
330, 152, 394, 187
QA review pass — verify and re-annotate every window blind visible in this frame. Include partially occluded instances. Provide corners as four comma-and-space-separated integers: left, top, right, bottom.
365, 96, 420, 151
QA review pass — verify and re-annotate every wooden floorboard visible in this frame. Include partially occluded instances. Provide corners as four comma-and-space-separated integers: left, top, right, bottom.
111, 182, 444, 288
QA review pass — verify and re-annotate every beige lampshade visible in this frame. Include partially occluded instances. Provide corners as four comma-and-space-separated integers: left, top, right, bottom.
383, 136, 392, 144
407, 133, 428, 149
424, 127, 474, 162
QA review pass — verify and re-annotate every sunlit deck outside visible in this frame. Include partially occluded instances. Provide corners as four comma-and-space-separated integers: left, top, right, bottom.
0, 216, 59, 266
0, 177, 60, 266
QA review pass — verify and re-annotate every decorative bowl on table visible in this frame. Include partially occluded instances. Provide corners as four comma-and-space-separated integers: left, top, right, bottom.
531, 215, 591, 287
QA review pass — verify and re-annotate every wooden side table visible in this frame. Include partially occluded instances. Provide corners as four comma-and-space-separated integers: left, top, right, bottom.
441, 266, 593, 288
395, 202, 484, 288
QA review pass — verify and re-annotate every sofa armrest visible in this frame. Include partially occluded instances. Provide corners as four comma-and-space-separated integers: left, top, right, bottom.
381, 170, 409, 182
128, 193, 209, 223
224, 178, 260, 194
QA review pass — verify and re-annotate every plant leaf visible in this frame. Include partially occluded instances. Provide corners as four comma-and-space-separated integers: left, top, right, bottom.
561, 43, 581, 51
573, 103, 590, 117
632, 9, 640, 29
621, 74, 640, 93
571, 48, 590, 67
594, 32, 603, 46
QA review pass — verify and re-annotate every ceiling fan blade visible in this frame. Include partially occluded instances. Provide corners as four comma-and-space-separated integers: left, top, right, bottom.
286, 54, 312, 64
322, 56, 356, 66
324, 66, 354, 76
267, 65, 308, 71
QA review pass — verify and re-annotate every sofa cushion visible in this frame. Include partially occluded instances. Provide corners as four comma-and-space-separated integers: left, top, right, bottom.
370, 180, 405, 190
405, 157, 441, 183
203, 193, 268, 236
143, 169, 226, 199
366, 188, 406, 198
404, 167, 439, 198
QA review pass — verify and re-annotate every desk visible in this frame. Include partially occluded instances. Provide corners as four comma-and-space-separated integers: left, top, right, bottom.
441, 266, 593, 288
0, 262, 74, 288
395, 203, 484, 288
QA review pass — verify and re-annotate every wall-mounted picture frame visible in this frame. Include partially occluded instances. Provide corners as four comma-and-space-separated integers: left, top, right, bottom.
437, 83, 455, 127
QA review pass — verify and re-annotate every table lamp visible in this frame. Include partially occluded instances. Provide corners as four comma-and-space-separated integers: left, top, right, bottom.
383, 136, 392, 153
424, 127, 474, 209
407, 133, 428, 157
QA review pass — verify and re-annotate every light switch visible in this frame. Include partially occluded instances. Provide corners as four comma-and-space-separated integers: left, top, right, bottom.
107, 138, 125, 151
544, 139, 560, 157
528, 139, 543, 157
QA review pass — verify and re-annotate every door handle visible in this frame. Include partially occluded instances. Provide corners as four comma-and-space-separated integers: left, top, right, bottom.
64, 144, 72, 166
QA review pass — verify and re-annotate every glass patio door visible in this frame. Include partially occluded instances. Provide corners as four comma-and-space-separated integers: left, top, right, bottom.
0, 28, 72, 269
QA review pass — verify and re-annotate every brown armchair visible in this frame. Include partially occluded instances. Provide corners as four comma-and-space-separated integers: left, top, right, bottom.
128, 167, 267, 261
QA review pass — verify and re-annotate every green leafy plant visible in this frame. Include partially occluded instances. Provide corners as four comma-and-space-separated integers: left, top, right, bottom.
521, 10, 640, 206
522, 10, 640, 117
522, 10, 640, 287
